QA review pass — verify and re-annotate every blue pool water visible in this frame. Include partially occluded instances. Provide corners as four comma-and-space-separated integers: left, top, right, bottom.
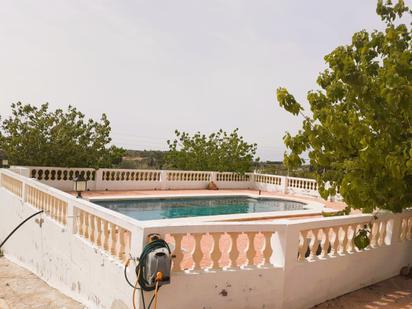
94, 196, 305, 221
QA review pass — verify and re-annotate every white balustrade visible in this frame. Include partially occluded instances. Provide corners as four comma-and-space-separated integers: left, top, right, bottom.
297, 216, 393, 262
0, 173, 23, 197
287, 176, 318, 191
216, 172, 250, 182
0, 169, 135, 263
25, 184, 68, 225
101, 169, 161, 182
166, 171, 211, 182
75, 208, 131, 262
254, 174, 282, 186
29, 166, 95, 182
19, 166, 323, 196
400, 215, 412, 241
255, 174, 282, 186
144, 223, 276, 272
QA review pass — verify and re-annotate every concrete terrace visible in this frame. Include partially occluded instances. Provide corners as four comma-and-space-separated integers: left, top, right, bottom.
0, 256, 84, 309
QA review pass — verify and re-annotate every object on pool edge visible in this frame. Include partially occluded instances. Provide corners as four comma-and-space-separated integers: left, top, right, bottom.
207, 181, 218, 190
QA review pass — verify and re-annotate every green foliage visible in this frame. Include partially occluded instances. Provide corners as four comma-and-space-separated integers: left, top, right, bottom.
321, 206, 351, 217
0, 102, 125, 168
276, 0, 412, 213
166, 129, 258, 173
353, 225, 371, 250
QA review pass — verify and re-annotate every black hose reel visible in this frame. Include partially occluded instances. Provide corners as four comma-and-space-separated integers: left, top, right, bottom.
138, 234, 172, 291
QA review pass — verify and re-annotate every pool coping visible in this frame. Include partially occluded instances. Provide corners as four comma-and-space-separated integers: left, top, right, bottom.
87, 192, 331, 224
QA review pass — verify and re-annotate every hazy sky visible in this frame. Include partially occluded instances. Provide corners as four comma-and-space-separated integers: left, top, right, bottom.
0, 0, 386, 160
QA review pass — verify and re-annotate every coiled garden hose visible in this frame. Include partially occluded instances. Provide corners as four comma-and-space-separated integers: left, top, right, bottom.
124, 238, 171, 309
0, 210, 44, 250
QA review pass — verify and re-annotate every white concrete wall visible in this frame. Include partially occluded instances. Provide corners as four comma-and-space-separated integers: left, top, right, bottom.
280, 219, 412, 309
157, 268, 285, 309
0, 188, 133, 309
283, 243, 412, 308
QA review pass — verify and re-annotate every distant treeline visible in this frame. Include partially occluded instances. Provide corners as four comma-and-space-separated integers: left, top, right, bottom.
117, 150, 315, 179
118, 150, 168, 170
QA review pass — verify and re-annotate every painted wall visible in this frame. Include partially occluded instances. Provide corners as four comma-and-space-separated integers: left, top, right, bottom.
0, 189, 132, 309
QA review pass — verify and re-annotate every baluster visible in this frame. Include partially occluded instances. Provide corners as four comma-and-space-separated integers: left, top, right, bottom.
26, 186, 30, 204
210, 233, 221, 270
96, 217, 102, 247
53, 198, 59, 222
30, 187, 36, 206
298, 231, 309, 261
228, 232, 240, 268
378, 221, 386, 247
370, 222, 379, 248
40, 193, 45, 211
29, 187, 32, 205
406, 218, 412, 240
62, 202, 67, 225
84, 212, 90, 239
192, 233, 203, 270
38, 192, 43, 210
320, 228, 330, 258
103, 220, 109, 251
36, 189, 41, 209
110, 223, 117, 256
400, 219, 406, 241
330, 227, 339, 256
89, 215, 96, 244
51, 196, 56, 220
262, 232, 273, 266
31, 187, 35, 205
339, 226, 348, 254
245, 232, 256, 267
309, 229, 320, 259
57, 199, 63, 223
172, 234, 184, 272
25, 186, 28, 203
43, 195, 49, 213
346, 225, 354, 253
118, 228, 126, 261
124, 231, 131, 260
49, 196, 54, 217
78, 211, 84, 236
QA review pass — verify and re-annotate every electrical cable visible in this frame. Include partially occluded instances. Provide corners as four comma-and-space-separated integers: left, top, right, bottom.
133, 275, 139, 309
124, 258, 138, 289
153, 280, 160, 309
0, 210, 44, 249
146, 292, 155, 309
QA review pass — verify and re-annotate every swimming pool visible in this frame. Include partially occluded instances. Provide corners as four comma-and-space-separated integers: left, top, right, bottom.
93, 196, 306, 221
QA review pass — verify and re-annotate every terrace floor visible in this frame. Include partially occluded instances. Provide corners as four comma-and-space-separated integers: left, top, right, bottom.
313, 275, 412, 308
0, 256, 84, 309
1, 255, 411, 309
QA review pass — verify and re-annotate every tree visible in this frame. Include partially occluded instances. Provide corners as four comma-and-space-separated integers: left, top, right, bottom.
166, 129, 258, 173
277, 0, 412, 213
0, 102, 125, 168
